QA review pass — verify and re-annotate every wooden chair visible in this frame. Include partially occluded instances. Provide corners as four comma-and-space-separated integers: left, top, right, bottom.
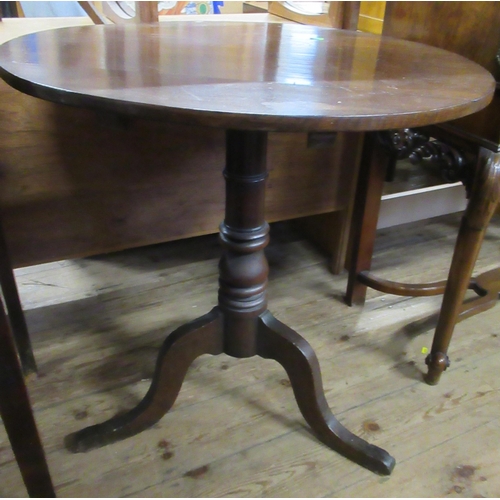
78, 1, 159, 24
268, 1, 360, 30
346, 1, 500, 385
0, 297, 55, 497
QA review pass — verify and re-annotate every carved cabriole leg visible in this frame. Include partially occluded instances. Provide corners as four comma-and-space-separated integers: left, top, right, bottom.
425, 148, 500, 385
345, 133, 388, 306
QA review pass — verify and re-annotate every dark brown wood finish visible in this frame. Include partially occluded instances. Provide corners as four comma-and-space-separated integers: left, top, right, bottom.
64, 129, 396, 475
346, 2, 500, 385
0, 100, 356, 268
0, 218, 36, 374
383, 2, 500, 83
0, 302, 55, 497
346, 132, 500, 384
0, 22, 494, 476
383, 1, 500, 148
357, 272, 448, 297
345, 133, 387, 306
0, 23, 494, 132
425, 149, 500, 384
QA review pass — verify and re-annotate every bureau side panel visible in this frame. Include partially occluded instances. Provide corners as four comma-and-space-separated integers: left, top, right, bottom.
0, 85, 355, 267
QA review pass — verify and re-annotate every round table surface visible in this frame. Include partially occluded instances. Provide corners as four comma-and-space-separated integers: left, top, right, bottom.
0, 22, 495, 132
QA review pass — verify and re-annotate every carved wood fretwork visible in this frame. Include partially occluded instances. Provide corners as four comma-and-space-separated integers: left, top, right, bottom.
377, 129, 475, 196
377, 129, 429, 181
409, 139, 475, 196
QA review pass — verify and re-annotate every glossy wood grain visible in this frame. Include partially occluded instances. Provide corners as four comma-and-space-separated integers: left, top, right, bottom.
383, 2, 500, 148
62, 127, 396, 476
0, 19, 494, 478
0, 23, 495, 132
383, 2, 500, 83
0, 19, 356, 271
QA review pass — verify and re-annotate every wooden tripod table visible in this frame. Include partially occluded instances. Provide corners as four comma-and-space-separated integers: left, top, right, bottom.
0, 22, 494, 476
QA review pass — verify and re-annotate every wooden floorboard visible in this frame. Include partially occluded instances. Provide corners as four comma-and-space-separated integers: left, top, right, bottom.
1, 213, 500, 497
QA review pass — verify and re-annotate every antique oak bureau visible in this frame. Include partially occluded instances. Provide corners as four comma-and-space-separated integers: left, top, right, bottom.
0, 22, 494, 476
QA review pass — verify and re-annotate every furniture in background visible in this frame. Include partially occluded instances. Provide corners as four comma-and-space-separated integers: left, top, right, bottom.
0, 12, 53, 491
0, 12, 362, 375
0, 16, 95, 376
267, 1, 359, 30
78, 0, 159, 24
0, 298, 55, 497
0, 219, 35, 373
0, 14, 357, 268
0, 21, 493, 476
346, 1, 500, 385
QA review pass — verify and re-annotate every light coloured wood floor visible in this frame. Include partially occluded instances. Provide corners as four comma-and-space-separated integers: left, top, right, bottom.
1, 213, 500, 497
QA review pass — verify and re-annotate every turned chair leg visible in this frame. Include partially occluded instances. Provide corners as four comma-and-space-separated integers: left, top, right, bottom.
345, 133, 388, 306
425, 148, 500, 385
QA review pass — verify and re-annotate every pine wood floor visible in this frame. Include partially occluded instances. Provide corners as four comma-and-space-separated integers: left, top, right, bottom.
1, 213, 500, 497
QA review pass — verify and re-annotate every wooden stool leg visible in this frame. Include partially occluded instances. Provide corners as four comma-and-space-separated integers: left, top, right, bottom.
425, 149, 500, 385
0, 221, 37, 375
0, 302, 55, 497
345, 133, 388, 306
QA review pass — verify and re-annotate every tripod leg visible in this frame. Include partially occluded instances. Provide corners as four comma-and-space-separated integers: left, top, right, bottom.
65, 308, 224, 452
257, 311, 395, 475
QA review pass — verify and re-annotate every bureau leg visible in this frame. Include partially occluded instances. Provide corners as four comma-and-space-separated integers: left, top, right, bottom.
0, 300, 54, 496
425, 149, 500, 385
65, 309, 224, 452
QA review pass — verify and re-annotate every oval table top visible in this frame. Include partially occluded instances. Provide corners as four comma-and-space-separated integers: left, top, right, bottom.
0, 22, 495, 132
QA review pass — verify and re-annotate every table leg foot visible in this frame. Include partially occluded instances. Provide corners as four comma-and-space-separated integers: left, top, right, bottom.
256, 311, 395, 475
65, 308, 224, 453
424, 351, 450, 386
